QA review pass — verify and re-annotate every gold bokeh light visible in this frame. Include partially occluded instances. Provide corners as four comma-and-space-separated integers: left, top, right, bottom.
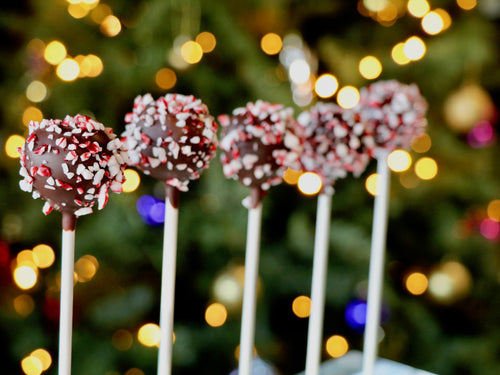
487, 200, 500, 222
5, 135, 26, 158
283, 167, 302, 185
181, 41, 203, 64
122, 169, 141, 193
44, 41, 67, 65
365, 173, 379, 196
407, 0, 430, 18
21, 355, 43, 375
359, 56, 382, 80
23, 107, 43, 127
75, 255, 98, 282
405, 272, 429, 295
205, 302, 228, 327
457, 0, 477, 11
57, 58, 80, 81
100, 15, 121, 37
13, 294, 35, 316
14, 266, 38, 290
415, 157, 438, 180
387, 149, 412, 172
112, 329, 134, 351
422, 11, 445, 35
261, 33, 283, 55
404, 36, 426, 61
337, 85, 360, 109
391, 42, 410, 65
32, 244, 55, 269
325, 335, 349, 358
411, 133, 431, 153
26, 81, 47, 103
155, 68, 177, 90
196, 31, 217, 53
292, 295, 311, 318
137, 323, 161, 347
30, 349, 52, 371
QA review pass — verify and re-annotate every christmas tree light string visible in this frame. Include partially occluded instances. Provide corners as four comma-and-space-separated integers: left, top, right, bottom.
296, 103, 374, 375
357, 80, 428, 375
121, 93, 218, 375
18, 115, 127, 375
219, 100, 302, 375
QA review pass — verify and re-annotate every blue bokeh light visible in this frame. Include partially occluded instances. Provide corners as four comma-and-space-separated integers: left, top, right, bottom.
136, 195, 165, 225
345, 298, 390, 332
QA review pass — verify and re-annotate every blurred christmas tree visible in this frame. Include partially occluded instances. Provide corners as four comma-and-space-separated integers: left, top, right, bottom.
1, 0, 499, 374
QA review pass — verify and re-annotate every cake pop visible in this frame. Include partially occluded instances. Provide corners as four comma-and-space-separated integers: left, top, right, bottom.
121, 93, 218, 196
297, 102, 374, 194
19, 114, 127, 229
219, 100, 302, 207
358, 79, 428, 153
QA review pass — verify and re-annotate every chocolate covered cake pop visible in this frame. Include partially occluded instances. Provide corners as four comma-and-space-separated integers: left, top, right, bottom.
19, 115, 127, 219
358, 80, 428, 153
297, 102, 374, 194
218, 100, 302, 195
121, 93, 218, 192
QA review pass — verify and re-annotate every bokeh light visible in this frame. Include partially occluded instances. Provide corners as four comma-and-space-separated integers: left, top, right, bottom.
75, 255, 99, 282
345, 299, 367, 330
289, 59, 310, 84
21, 355, 43, 375
467, 120, 496, 148
414, 157, 438, 180
261, 33, 283, 55
422, 11, 445, 35
22, 107, 43, 126
68, 3, 90, 19
359, 55, 382, 80
434, 8, 452, 30
30, 349, 52, 371
100, 15, 122, 37
122, 169, 141, 193
404, 36, 426, 61
112, 329, 134, 351
212, 267, 245, 310
457, 0, 477, 11
44, 41, 66, 65
56, 58, 80, 81
363, 0, 389, 12
155, 68, 177, 90
32, 244, 55, 269
13, 294, 35, 316
314, 74, 339, 98
387, 149, 412, 172
411, 133, 431, 153
297, 172, 322, 195
205, 302, 228, 327
90, 3, 112, 23
480, 218, 499, 240
292, 295, 311, 318
407, 0, 430, 18
137, 323, 161, 347
13, 266, 38, 290
391, 42, 410, 65
365, 173, 379, 196
337, 86, 360, 109
181, 41, 203, 64
325, 335, 349, 358
196, 31, 217, 53
26, 81, 47, 103
5, 135, 25, 158
487, 199, 500, 222
77, 54, 104, 77
283, 168, 302, 185
428, 261, 472, 303
136, 195, 165, 225
404, 272, 429, 295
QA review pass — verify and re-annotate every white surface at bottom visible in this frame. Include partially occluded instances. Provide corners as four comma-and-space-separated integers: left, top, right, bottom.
297, 351, 437, 375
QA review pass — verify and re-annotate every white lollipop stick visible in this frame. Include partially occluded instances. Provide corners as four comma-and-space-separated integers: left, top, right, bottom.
305, 193, 333, 375
238, 189, 263, 375
59, 212, 76, 375
362, 150, 391, 375
158, 186, 179, 375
